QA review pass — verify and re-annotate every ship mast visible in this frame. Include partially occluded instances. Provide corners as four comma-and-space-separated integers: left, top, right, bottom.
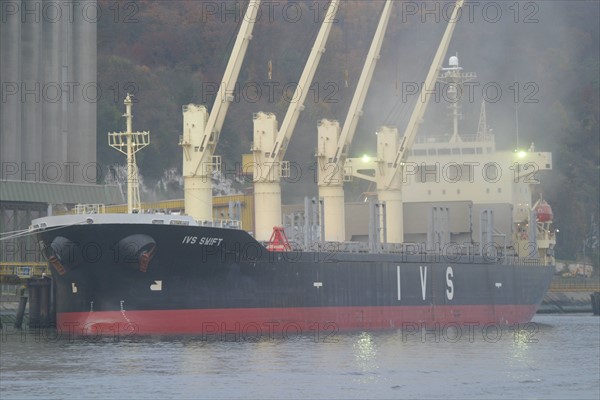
108, 94, 150, 214
476, 100, 487, 140
437, 54, 476, 142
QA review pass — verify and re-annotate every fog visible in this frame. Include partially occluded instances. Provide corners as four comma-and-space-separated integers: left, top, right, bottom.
246, 1, 599, 203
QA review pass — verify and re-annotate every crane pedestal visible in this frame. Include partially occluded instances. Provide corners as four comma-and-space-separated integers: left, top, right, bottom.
319, 184, 346, 242
254, 181, 282, 241
317, 119, 346, 242
377, 189, 403, 244
184, 176, 213, 222
181, 104, 214, 222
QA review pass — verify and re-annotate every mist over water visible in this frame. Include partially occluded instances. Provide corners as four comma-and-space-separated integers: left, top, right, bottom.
1, 314, 598, 399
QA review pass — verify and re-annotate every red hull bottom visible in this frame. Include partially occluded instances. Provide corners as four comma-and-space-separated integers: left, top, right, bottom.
56, 305, 539, 338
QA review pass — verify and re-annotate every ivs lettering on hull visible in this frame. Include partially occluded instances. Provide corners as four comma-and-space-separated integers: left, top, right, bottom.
182, 236, 224, 246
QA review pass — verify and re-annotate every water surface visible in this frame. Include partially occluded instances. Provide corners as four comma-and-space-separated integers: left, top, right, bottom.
1, 314, 598, 399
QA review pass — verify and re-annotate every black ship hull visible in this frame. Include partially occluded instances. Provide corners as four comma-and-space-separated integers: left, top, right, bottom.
33, 215, 555, 336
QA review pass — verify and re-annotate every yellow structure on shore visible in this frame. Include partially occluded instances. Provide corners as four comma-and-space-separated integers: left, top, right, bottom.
80, 194, 254, 233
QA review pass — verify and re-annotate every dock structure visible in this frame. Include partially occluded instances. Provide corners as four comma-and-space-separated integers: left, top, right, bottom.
0, 262, 51, 278
539, 277, 600, 314
548, 278, 600, 292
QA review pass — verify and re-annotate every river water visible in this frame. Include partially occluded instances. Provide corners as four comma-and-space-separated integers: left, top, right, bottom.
1, 314, 598, 399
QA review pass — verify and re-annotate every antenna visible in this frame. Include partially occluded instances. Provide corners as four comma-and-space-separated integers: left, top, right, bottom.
438, 54, 476, 142
477, 100, 487, 140
108, 94, 150, 214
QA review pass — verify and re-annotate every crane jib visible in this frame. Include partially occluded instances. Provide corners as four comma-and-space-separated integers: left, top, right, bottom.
393, 153, 401, 169
271, 142, 279, 158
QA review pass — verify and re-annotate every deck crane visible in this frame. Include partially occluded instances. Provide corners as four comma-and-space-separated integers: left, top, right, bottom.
180, 0, 261, 222
252, 0, 339, 240
345, 0, 465, 244
317, 0, 394, 242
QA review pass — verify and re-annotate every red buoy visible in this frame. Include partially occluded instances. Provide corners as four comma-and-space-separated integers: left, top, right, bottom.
535, 200, 553, 222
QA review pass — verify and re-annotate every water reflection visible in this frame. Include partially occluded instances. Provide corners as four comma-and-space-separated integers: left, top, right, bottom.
506, 322, 549, 384
352, 332, 379, 382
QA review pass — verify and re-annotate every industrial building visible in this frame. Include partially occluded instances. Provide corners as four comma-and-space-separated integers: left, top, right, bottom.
0, 0, 121, 276
1, 0, 97, 182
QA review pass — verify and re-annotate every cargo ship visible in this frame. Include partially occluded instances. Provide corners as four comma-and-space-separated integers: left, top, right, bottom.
30, 93, 558, 337
29, 100, 558, 337
31, 212, 554, 337
30, 0, 557, 337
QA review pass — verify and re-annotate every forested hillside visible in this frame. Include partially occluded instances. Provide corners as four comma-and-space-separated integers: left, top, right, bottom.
96, 0, 599, 264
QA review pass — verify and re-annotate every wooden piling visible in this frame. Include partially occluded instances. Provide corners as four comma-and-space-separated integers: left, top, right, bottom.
14, 296, 28, 329
591, 292, 600, 316
27, 278, 53, 328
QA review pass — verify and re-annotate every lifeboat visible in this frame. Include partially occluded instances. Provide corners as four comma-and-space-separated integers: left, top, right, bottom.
535, 200, 553, 222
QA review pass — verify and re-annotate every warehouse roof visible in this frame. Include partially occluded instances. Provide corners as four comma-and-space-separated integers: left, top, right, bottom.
0, 180, 124, 204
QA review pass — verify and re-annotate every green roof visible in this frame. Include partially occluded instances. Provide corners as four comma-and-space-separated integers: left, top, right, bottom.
0, 180, 124, 204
